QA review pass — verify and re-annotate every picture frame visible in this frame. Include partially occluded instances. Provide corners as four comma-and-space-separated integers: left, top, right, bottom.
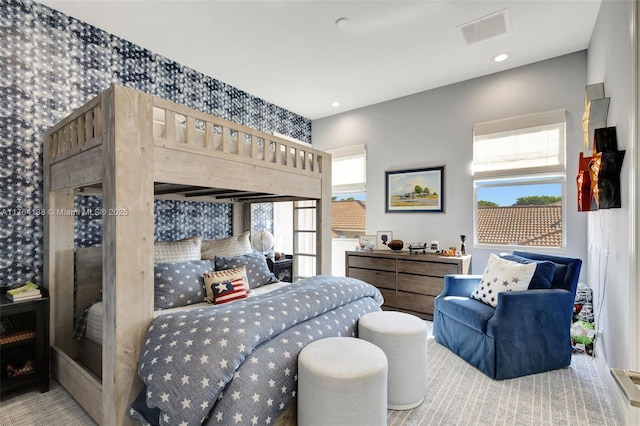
385, 165, 444, 213
359, 235, 377, 250
376, 231, 393, 250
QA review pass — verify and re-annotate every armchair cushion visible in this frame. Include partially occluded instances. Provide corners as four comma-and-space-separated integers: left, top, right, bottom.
499, 253, 556, 289
512, 251, 582, 293
437, 296, 495, 333
470, 254, 535, 308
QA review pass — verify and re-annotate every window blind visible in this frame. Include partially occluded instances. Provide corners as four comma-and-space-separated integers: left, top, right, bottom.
329, 145, 366, 194
473, 109, 566, 178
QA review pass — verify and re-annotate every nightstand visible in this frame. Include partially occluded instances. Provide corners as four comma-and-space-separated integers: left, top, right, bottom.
268, 255, 293, 283
0, 287, 50, 396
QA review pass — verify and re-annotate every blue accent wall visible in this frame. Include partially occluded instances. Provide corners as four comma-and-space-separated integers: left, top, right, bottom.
0, 0, 310, 285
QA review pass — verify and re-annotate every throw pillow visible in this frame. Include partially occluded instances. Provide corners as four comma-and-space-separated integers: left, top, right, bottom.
470, 254, 536, 308
154, 260, 212, 310
154, 236, 202, 263
203, 268, 249, 305
203, 267, 250, 303
214, 252, 278, 289
201, 232, 252, 260
499, 253, 555, 289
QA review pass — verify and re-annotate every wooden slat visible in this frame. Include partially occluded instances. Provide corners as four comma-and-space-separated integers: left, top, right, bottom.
153, 145, 323, 198
51, 347, 103, 424
204, 122, 214, 149
50, 145, 103, 191
186, 116, 196, 145
165, 110, 175, 140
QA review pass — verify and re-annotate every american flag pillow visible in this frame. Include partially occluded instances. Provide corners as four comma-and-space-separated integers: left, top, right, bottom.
203, 267, 249, 304
211, 277, 248, 304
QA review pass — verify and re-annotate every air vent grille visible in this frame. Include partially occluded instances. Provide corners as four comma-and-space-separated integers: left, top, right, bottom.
458, 9, 510, 45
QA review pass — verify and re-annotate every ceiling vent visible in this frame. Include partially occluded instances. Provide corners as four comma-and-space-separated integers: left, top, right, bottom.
458, 9, 510, 45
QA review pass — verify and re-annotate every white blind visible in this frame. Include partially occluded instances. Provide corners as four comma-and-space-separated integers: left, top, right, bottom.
473, 110, 565, 178
329, 145, 366, 193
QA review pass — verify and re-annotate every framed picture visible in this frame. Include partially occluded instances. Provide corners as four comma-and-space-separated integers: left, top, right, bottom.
385, 166, 444, 213
359, 235, 377, 250
376, 231, 393, 250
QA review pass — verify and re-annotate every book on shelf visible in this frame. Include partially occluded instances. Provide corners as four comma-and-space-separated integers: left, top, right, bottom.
8, 292, 42, 301
6, 282, 41, 301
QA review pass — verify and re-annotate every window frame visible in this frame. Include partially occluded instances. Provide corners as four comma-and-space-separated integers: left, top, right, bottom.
472, 110, 567, 252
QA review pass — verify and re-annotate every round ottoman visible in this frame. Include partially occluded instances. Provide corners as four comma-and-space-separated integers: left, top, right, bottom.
297, 336, 388, 426
359, 311, 428, 410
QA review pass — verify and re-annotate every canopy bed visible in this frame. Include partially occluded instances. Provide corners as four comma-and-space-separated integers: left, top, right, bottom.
43, 85, 360, 425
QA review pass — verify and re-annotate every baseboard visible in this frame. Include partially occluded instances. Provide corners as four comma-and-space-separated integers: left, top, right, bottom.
594, 351, 630, 425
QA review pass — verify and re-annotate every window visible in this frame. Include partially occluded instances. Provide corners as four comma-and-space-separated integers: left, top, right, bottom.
473, 110, 566, 250
330, 145, 366, 239
329, 145, 366, 275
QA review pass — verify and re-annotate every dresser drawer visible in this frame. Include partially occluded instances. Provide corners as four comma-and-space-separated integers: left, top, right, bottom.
347, 255, 395, 272
397, 274, 443, 297
397, 259, 458, 277
397, 291, 434, 315
347, 268, 396, 290
378, 288, 397, 309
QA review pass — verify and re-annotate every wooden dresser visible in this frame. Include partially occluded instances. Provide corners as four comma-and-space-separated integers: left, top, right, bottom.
345, 250, 471, 319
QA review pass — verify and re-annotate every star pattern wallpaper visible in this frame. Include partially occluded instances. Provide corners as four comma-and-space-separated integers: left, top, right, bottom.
0, 0, 311, 286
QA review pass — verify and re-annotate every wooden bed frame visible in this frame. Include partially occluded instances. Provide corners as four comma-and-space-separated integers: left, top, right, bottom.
43, 85, 331, 425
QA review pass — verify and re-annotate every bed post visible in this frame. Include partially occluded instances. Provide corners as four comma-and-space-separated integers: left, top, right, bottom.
317, 152, 332, 275
101, 85, 155, 425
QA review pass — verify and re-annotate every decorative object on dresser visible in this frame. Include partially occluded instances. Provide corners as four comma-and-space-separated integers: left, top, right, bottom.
345, 250, 471, 319
376, 231, 393, 250
1, 286, 49, 395
387, 239, 404, 251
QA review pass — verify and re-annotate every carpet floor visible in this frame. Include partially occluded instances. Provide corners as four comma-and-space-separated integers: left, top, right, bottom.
0, 323, 621, 426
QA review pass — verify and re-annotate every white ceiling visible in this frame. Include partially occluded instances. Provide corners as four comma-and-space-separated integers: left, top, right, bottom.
38, 1, 602, 120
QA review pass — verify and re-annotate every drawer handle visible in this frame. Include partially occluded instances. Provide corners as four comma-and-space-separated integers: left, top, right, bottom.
611, 368, 640, 407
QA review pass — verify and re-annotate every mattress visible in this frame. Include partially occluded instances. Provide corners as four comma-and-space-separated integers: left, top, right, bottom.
83, 281, 294, 345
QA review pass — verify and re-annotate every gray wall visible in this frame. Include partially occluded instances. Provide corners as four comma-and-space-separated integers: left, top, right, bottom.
313, 51, 589, 276
586, 0, 635, 373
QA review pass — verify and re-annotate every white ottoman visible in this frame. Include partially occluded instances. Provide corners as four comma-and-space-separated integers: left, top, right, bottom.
359, 311, 428, 410
297, 337, 388, 426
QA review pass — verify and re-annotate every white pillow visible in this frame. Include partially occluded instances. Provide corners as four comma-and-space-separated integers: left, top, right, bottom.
201, 232, 252, 260
154, 236, 202, 263
470, 253, 536, 308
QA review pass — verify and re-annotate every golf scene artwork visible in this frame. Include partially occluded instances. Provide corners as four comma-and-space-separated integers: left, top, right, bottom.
385, 166, 444, 213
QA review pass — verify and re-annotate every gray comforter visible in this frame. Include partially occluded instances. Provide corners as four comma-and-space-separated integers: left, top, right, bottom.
129, 275, 383, 425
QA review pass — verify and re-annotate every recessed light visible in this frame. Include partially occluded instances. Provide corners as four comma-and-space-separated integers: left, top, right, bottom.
335, 17, 351, 30
331, 101, 341, 108
493, 52, 510, 62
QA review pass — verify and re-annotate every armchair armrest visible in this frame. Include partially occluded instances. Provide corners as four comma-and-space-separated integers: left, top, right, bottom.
487, 289, 575, 339
440, 274, 482, 297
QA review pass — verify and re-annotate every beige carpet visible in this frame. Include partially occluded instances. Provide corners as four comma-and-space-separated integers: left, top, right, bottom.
0, 325, 621, 426
388, 337, 622, 426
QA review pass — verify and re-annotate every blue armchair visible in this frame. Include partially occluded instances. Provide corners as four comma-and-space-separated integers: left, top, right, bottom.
433, 251, 582, 380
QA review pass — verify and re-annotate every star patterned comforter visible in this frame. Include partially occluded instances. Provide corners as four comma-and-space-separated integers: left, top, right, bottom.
128, 275, 383, 426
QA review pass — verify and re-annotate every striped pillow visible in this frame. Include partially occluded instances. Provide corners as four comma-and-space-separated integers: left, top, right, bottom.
203, 267, 249, 304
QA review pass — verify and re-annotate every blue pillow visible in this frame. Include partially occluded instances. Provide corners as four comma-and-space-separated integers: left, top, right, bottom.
153, 260, 213, 309
499, 253, 555, 289
214, 252, 278, 289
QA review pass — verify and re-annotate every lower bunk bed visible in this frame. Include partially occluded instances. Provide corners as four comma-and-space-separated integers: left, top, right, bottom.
72, 236, 383, 426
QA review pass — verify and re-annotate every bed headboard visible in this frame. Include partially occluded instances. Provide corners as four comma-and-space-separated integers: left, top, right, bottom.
75, 246, 102, 321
